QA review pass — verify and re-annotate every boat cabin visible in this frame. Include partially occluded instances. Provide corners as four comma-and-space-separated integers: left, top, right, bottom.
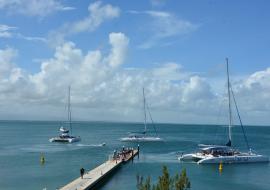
200, 146, 238, 156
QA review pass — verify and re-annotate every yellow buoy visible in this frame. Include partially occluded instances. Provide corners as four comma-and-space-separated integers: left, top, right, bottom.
219, 162, 223, 172
40, 153, 45, 165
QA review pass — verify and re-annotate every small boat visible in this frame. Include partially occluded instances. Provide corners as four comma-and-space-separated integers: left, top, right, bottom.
121, 88, 163, 142
100, 142, 106, 146
50, 86, 81, 143
179, 58, 269, 164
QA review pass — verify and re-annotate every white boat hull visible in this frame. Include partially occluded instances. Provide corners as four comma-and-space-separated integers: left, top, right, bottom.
49, 136, 81, 143
178, 153, 196, 161
197, 154, 269, 164
179, 152, 269, 164
178, 153, 205, 162
120, 136, 163, 142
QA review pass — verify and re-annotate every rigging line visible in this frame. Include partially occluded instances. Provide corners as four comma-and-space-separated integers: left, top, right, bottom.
230, 86, 250, 151
68, 85, 72, 135
214, 96, 227, 144
142, 88, 147, 134
146, 102, 158, 137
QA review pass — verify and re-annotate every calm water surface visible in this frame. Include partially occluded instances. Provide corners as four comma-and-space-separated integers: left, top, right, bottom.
0, 121, 269, 190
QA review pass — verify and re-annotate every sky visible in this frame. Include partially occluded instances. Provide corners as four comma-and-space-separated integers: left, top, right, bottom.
0, 0, 270, 125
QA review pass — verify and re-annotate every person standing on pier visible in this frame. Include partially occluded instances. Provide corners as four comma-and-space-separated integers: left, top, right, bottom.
80, 168, 85, 179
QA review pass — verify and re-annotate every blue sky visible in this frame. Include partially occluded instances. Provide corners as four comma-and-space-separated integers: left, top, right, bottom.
1, 0, 270, 73
0, 0, 270, 125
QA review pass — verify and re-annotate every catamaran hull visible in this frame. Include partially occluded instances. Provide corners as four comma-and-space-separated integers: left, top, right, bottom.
178, 154, 194, 161
197, 155, 269, 164
178, 153, 205, 162
120, 137, 163, 142
49, 136, 81, 143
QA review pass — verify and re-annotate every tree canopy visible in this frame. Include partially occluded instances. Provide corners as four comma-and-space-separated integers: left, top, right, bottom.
137, 166, 191, 190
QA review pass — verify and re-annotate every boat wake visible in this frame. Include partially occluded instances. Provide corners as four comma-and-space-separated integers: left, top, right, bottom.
20, 144, 72, 153
76, 143, 106, 147
120, 137, 163, 142
19, 142, 106, 153
139, 151, 179, 163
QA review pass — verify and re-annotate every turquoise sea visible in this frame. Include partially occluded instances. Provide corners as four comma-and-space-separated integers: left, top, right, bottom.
0, 121, 269, 190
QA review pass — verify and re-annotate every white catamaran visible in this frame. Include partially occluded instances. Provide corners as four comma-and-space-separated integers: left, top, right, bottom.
178, 58, 269, 164
121, 88, 163, 142
49, 86, 81, 143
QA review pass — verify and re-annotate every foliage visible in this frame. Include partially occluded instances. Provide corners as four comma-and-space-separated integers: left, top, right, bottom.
137, 166, 190, 190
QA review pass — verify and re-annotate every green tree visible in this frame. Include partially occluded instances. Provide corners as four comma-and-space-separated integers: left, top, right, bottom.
137, 166, 191, 190
174, 169, 190, 190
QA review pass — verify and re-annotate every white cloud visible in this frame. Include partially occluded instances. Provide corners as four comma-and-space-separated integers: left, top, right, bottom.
0, 24, 16, 38
0, 24, 47, 43
0, 0, 74, 17
0, 32, 216, 122
146, 11, 197, 37
132, 10, 198, 49
182, 76, 213, 103
152, 62, 190, 81
0, 48, 17, 77
107, 33, 129, 67
0, 48, 30, 101
0, 33, 270, 124
70, 1, 120, 34
49, 1, 120, 46
16, 33, 47, 43
232, 68, 270, 113
15, 32, 129, 105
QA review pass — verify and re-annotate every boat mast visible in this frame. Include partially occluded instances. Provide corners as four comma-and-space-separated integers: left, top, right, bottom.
226, 58, 232, 146
143, 88, 147, 134
68, 86, 72, 135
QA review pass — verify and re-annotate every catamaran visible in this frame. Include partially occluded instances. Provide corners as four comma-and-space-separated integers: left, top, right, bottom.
121, 88, 162, 142
49, 86, 81, 143
178, 58, 269, 164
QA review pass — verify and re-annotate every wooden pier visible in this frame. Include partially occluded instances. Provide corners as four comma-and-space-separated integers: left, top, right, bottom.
59, 149, 138, 190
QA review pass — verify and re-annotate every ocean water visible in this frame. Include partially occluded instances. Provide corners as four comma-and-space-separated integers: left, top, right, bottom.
0, 121, 269, 190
